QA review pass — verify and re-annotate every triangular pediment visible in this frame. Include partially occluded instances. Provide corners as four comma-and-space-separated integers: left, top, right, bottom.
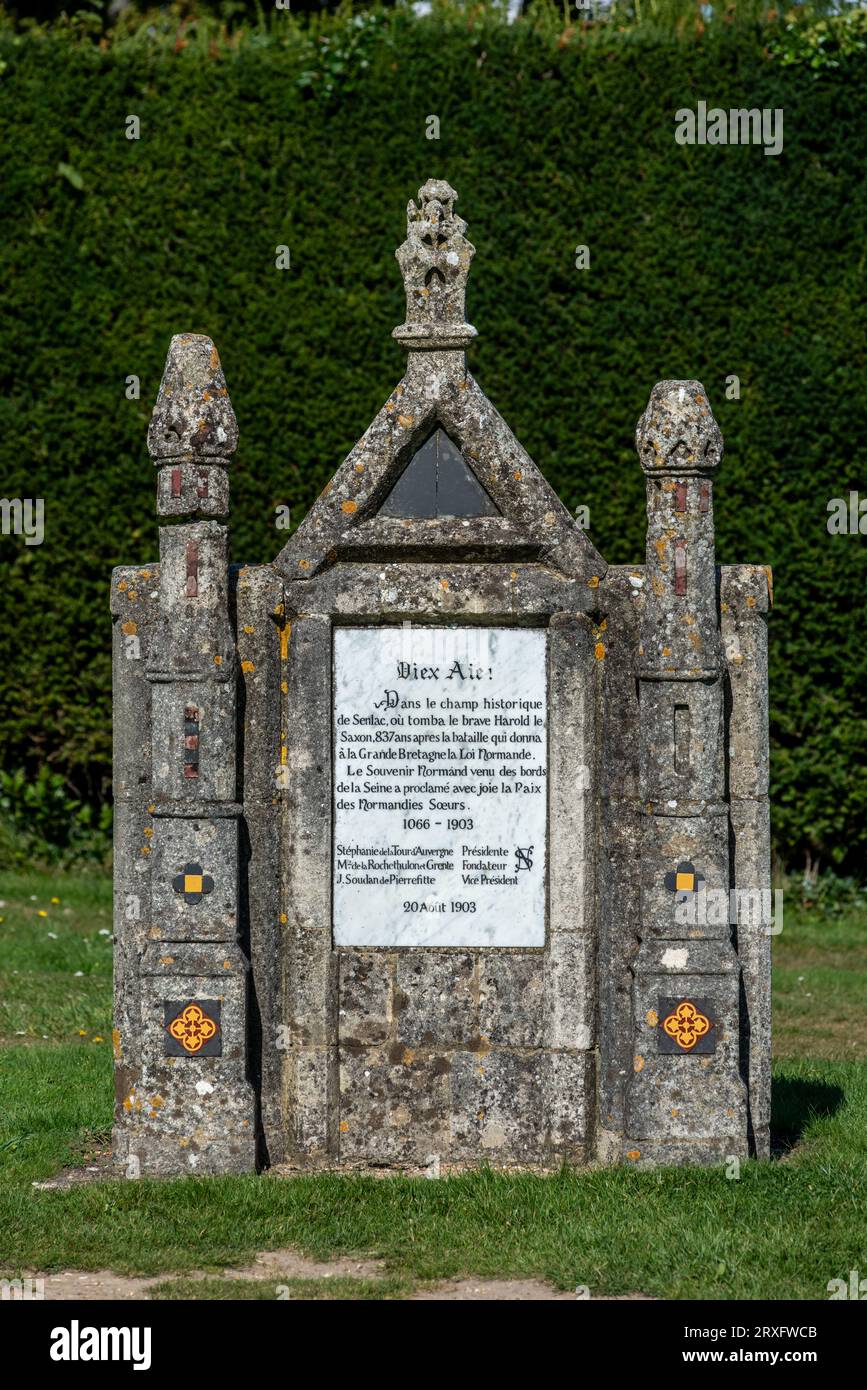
274, 367, 605, 582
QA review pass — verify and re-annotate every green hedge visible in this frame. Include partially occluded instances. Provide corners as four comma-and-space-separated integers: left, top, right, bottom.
1, 8, 865, 872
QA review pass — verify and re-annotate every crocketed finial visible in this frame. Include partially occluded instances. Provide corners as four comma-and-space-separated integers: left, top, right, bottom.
393, 179, 477, 351
635, 380, 722, 476
147, 334, 238, 461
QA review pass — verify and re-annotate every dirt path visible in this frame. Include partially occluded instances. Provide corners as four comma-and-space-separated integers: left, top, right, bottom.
18, 1250, 650, 1301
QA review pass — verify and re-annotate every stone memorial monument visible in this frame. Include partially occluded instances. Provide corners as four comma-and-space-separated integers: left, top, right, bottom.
112, 179, 772, 1177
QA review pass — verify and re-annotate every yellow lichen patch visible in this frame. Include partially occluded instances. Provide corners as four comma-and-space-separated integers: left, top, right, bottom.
138, 570, 152, 579
339, 1120, 349, 1133
280, 913, 287, 925
143, 826, 153, 838
280, 745, 288, 766
243, 625, 254, 635
662, 478, 676, 492
341, 499, 357, 515
763, 565, 774, 607
241, 659, 255, 674
127, 590, 138, 600
652, 576, 665, 596
626, 1149, 641, 1161
655, 538, 668, 562
594, 642, 605, 661
402, 1048, 415, 1066
587, 575, 600, 589
597, 618, 607, 632
159, 956, 175, 966
671, 1108, 680, 1118
117, 579, 128, 592
213, 654, 222, 665
645, 1009, 659, 1028
633, 1055, 645, 1073
122, 620, 137, 636
202, 390, 212, 402
141, 845, 151, 856
281, 679, 288, 694
223, 959, 232, 970
513, 469, 522, 481
439, 578, 449, 590
209, 345, 219, 370
746, 595, 756, 609
662, 647, 671, 658
397, 413, 414, 429
112, 1028, 122, 1060
280, 623, 291, 662
355, 463, 365, 473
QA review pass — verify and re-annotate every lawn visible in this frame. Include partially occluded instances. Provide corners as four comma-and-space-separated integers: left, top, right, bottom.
0, 871, 865, 1300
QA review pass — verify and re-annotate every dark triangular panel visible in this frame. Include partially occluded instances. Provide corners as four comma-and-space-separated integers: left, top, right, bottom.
379, 428, 499, 519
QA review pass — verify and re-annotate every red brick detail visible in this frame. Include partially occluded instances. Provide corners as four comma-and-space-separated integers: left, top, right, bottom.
185, 541, 199, 598
674, 538, 687, 596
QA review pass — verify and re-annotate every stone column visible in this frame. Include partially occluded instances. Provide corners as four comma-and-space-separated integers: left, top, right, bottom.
721, 564, 773, 1158
624, 381, 747, 1166
114, 334, 256, 1176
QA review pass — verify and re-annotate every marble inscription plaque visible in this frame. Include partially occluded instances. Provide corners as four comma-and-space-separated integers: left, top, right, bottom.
332, 626, 547, 946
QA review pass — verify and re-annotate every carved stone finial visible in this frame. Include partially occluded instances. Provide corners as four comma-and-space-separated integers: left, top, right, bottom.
635, 380, 722, 476
148, 334, 238, 461
393, 179, 477, 351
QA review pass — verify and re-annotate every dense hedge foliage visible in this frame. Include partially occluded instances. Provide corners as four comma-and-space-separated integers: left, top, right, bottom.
0, 6, 865, 872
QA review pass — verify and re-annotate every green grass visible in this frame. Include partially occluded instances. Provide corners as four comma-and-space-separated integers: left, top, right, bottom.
772, 901, 867, 1061
0, 872, 865, 1300
0, 873, 113, 1043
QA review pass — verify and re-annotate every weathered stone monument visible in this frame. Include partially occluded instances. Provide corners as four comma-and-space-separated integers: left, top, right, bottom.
112, 180, 772, 1176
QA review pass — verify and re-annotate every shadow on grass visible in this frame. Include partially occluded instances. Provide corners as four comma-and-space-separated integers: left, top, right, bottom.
770, 1075, 845, 1156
